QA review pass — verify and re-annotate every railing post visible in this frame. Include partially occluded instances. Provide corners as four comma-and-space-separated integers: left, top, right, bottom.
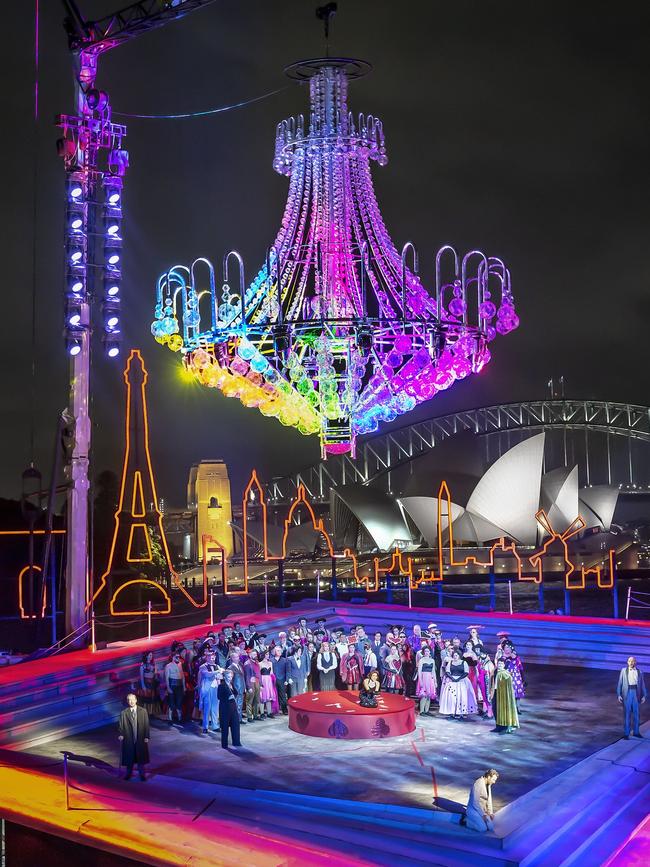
612, 573, 619, 620
538, 580, 544, 613
508, 578, 513, 615
386, 574, 393, 605
564, 586, 571, 616
63, 752, 70, 810
209, 590, 214, 626
331, 557, 338, 601
625, 585, 631, 621
264, 573, 269, 614
147, 601, 152, 641
407, 578, 412, 609
316, 570, 320, 605
489, 571, 496, 611
278, 559, 286, 608
438, 578, 443, 608
90, 613, 96, 653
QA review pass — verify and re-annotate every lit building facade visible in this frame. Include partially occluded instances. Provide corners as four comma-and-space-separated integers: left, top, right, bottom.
187, 460, 234, 560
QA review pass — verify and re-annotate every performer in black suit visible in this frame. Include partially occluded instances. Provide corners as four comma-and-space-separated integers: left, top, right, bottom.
217, 669, 241, 749
118, 693, 150, 781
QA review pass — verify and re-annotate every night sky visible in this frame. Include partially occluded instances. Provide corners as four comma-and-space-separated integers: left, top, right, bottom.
3, 1, 650, 507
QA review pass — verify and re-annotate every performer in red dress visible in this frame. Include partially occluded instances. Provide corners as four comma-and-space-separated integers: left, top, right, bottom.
340, 646, 364, 691
382, 646, 405, 694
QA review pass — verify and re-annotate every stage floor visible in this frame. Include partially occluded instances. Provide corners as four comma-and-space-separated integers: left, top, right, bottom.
26, 663, 626, 812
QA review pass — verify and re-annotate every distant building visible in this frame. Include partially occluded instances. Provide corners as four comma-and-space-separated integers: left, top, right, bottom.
187, 460, 234, 560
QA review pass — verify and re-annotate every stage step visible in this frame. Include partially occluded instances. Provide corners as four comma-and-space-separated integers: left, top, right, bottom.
197, 782, 516, 867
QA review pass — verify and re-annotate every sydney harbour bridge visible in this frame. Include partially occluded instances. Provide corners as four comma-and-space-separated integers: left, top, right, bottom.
267, 399, 650, 502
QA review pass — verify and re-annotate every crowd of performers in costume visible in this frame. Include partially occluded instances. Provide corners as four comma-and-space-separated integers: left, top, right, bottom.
136, 618, 524, 736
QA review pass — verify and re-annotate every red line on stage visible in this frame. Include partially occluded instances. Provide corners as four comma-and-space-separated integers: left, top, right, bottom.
430, 766, 439, 800
410, 740, 424, 767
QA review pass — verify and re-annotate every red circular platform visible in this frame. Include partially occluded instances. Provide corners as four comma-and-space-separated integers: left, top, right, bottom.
288, 690, 416, 739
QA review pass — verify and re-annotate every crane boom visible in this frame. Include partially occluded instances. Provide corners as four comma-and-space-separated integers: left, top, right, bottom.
63, 0, 219, 56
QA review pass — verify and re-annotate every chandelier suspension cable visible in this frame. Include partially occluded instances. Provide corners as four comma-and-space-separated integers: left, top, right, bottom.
114, 84, 299, 121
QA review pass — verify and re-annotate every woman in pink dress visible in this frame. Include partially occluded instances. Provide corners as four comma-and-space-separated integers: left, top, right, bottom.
258, 650, 278, 718
415, 645, 437, 715
382, 646, 405, 694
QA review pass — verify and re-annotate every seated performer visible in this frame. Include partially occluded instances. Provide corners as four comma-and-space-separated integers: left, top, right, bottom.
359, 670, 381, 708
464, 769, 499, 832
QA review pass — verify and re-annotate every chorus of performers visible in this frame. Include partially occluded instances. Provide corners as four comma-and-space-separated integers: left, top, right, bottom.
135, 618, 524, 737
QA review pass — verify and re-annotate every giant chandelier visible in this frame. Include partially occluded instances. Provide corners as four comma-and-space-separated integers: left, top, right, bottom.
151, 58, 519, 456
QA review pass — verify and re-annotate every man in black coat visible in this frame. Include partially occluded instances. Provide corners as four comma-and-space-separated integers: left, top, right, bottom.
271, 644, 289, 714
217, 669, 241, 749
118, 693, 150, 781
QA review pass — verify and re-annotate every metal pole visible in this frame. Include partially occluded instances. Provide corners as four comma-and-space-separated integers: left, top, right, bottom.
147, 601, 152, 641
508, 578, 513, 615
625, 585, 631, 621
438, 578, 443, 608
209, 590, 214, 626
538, 580, 544, 613
66, 58, 93, 640
386, 574, 393, 605
331, 557, 338, 601
612, 572, 619, 620
264, 573, 269, 614
489, 572, 496, 610
278, 559, 286, 608
564, 586, 571, 616
407, 578, 412, 609
90, 612, 95, 653
316, 570, 320, 605
63, 752, 70, 810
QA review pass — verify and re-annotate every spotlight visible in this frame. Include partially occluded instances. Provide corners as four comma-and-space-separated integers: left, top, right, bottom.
70, 249, 83, 264
85, 88, 109, 112
106, 283, 120, 297
102, 331, 121, 358
108, 148, 129, 177
69, 184, 83, 200
107, 253, 120, 265
66, 301, 83, 326
70, 216, 83, 230
65, 329, 83, 356
103, 175, 123, 206
69, 276, 85, 294
106, 223, 120, 237
102, 299, 120, 330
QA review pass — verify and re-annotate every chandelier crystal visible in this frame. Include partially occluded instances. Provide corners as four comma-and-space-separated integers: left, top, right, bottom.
152, 58, 519, 456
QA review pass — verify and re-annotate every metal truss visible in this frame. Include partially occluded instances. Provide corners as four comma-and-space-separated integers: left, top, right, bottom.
267, 400, 650, 501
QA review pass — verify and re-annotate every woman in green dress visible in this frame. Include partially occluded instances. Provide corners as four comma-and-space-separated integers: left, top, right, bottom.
489, 659, 519, 733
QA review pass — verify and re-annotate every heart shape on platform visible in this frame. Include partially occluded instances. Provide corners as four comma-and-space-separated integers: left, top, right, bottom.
296, 713, 309, 731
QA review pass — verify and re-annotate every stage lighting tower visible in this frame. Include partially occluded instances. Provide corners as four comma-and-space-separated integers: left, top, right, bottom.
56, 0, 220, 636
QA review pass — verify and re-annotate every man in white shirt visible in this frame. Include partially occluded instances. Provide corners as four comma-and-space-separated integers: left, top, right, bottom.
464, 769, 498, 832
617, 656, 647, 739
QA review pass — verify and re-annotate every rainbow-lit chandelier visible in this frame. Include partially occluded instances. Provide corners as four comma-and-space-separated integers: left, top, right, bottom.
152, 58, 519, 456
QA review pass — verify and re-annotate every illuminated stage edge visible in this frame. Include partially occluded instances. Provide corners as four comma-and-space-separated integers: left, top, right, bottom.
288, 689, 416, 739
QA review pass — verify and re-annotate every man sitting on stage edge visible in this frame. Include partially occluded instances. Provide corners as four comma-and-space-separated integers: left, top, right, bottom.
118, 693, 150, 781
